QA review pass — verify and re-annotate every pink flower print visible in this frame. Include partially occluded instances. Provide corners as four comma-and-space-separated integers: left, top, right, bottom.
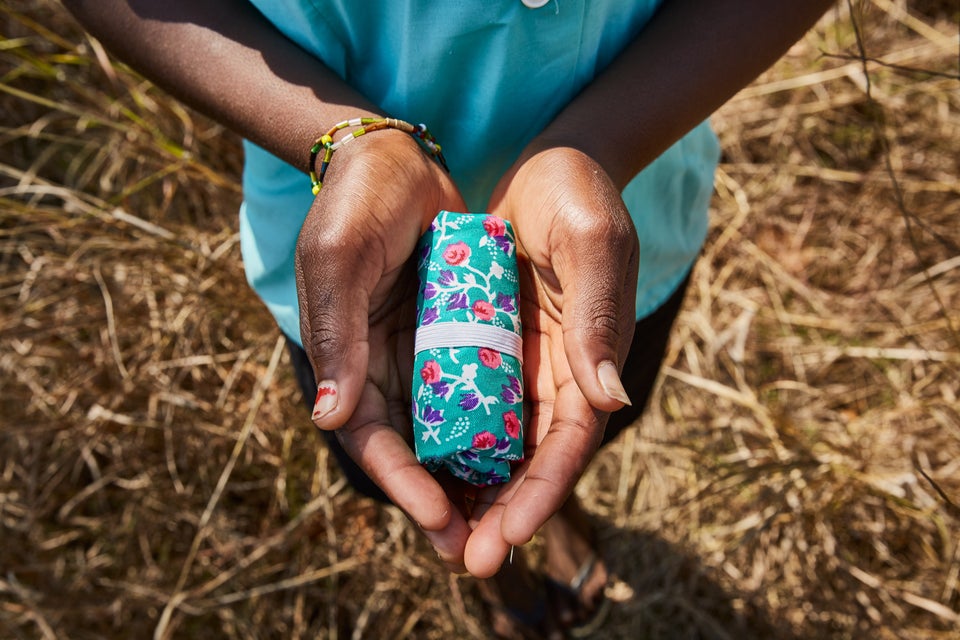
503, 410, 521, 439
472, 299, 495, 321
472, 430, 497, 450
478, 348, 502, 369
443, 241, 471, 266
482, 215, 506, 237
420, 359, 442, 384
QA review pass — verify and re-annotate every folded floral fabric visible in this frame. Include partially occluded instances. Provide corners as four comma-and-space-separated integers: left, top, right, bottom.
412, 211, 524, 486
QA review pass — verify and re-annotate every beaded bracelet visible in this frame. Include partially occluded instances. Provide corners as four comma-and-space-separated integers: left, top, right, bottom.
309, 117, 449, 195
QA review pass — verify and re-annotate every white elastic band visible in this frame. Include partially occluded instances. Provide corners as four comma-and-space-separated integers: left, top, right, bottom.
415, 322, 523, 364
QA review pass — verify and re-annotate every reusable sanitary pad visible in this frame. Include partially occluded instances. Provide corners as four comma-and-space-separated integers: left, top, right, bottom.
412, 211, 524, 486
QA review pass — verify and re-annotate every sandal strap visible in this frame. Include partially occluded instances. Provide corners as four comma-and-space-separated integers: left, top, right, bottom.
568, 551, 598, 594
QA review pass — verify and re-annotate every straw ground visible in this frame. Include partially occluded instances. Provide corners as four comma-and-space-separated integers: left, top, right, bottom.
2, 1, 958, 638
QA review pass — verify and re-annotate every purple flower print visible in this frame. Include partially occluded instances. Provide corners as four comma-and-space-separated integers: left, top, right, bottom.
494, 234, 514, 255
501, 376, 522, 403
421, 404, 444, 424
430, 381, 449, 396
423, 282, 438, 300
495, 292, 516, 312
421, 306, 439, 325
459, 393, 479, 411
437, 269, 457, 287
446, 292, 468, 311
482, 469, 507, 486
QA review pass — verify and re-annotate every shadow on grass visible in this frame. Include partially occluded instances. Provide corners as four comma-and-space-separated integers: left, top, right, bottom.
598, 527, 806, 640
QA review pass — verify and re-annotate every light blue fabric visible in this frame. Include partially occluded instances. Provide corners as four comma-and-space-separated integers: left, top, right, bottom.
239, 0, 720, 345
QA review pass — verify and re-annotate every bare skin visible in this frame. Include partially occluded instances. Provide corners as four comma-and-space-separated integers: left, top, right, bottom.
63, 0, 835, 620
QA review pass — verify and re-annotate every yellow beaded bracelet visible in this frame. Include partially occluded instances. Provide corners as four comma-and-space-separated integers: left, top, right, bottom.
309, 117, 448, 195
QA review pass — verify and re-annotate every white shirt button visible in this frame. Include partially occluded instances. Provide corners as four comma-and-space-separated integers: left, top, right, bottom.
521, 0, 550, 8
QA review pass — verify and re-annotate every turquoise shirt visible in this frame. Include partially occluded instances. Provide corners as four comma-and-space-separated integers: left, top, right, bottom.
239, 0, 720, 345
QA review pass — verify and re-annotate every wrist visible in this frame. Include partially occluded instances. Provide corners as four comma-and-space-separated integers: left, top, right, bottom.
317, 126, 463, 231
307, 116, 448, 195
492, 144, 625, 238
522, 124, 637, 193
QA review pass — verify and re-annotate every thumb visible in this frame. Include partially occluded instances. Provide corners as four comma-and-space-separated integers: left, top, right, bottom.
294, 221, 376, 431
556, 219, 640, 413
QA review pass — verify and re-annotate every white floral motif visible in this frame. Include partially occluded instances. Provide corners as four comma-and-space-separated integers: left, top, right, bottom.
446, 417, 471, 441
421, 422, 441, 445
412, 400, 443, 446
431, 215, 462, 249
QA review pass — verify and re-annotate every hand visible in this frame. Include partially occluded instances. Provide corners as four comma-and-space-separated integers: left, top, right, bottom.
463, 146, 640, 577
294, 130, 472, 571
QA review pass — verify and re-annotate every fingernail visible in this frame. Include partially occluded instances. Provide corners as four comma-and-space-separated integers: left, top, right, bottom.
597, 361, 632, 406
311, 380, 339, 421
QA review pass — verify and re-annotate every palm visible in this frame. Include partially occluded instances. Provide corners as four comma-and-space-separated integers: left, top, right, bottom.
463, 147, 639, 577
295, 134, 473, 569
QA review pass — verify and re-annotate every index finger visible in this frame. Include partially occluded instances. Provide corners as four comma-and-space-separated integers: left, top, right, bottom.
463, 379, 605, 576
337, 380, 471, 572
501, 379, 605, 543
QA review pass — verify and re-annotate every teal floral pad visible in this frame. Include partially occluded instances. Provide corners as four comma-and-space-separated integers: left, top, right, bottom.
412, 211, 524, 486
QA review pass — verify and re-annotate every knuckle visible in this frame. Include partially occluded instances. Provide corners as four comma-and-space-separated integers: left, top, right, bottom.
580, 292, 623, 334
558, 206, 637, 259
308, 324, 343, 363
304, 291, 348, 360
595, 210, 637, 249
297, 215, 349, 258
556, 407, 602, 443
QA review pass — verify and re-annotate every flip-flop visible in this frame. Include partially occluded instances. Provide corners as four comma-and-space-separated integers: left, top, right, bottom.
479, 570, 561, 640
544, 551, 613, 638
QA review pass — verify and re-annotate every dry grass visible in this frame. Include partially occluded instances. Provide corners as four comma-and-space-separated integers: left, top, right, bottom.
1, 1, 958, 638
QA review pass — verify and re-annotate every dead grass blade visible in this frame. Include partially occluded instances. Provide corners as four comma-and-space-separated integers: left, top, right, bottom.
2, 1, 958, 638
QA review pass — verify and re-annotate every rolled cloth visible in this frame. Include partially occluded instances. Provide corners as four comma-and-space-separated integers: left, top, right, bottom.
412, 211, 524, 486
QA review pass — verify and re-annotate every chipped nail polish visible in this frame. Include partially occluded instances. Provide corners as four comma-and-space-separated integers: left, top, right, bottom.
312, 381, 338, 421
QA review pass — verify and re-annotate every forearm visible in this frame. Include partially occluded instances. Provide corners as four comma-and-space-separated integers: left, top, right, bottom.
62, 0, 381, 173
532, 0, 835, 189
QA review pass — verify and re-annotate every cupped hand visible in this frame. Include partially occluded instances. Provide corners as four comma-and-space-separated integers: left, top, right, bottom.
294, 129, 471, 571
464, 146, 640, 577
